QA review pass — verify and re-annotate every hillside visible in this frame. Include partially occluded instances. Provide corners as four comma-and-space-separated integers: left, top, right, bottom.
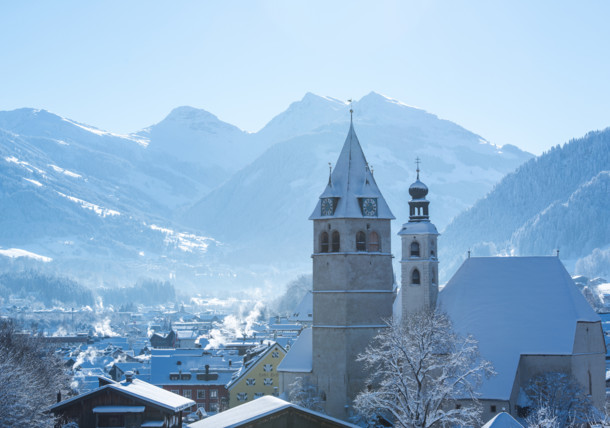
441, 128, 610, 281
180, 92, 532, 267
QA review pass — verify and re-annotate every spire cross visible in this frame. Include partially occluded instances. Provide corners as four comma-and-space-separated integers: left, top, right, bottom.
415, 157, 421, 180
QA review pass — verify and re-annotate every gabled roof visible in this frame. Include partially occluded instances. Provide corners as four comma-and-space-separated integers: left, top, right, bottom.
226, 342, 285, 389
439, 256, 600, 400
290, 291, 313, 322
188, 396, 358, 428
482, 412, 524, 428
49, 377, 194, 413
309, 122, 394, 220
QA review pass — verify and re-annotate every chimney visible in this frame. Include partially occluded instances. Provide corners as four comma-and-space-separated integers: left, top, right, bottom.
57, 391, 61, 403
125, 371, 134, 383
228, 360, 232, 367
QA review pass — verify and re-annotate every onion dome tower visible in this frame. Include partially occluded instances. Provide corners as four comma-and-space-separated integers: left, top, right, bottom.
397, 159, 439, 320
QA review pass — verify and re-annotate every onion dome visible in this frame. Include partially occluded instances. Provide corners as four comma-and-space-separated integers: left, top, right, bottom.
409, 179, 428, 200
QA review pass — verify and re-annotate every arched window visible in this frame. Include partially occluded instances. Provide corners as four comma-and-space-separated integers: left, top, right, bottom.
320, 232, 329, 253
368, 231, 380, 252
356, 232, 366, 252
431, 270, 436, 284
410, 241, 420, 257
412, 269, 421, 285
331, 231, 340, 252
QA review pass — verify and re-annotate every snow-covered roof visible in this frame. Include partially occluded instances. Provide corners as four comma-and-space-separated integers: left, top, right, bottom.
290, 291, 313, 322
150, 353, 239, 385
309, 122, 394, 220
188, 396, 358, 428
277, 327, 312, 373
439, 256, 600, 400
398, 220, 439, 235
50, 377, 195, 413
481, 412, 524, 428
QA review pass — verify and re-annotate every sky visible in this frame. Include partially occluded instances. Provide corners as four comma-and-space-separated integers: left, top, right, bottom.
1, 1, 609, 155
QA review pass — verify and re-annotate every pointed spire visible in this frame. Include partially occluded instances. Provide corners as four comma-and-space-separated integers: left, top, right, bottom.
309, 118, 394, 220
328, 162, 333, 186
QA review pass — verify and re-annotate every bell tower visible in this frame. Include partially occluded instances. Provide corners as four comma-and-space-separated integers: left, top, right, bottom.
308, 114, 395, 419
398, 160, 439, 318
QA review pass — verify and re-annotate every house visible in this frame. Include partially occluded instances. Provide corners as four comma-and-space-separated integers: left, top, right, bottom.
188, 395, 358, 428
151, 330, 177, 348
150, 351, 240, 414
226, 342, 287, 408
438, 256, 606, 422
50, 373, 194, 428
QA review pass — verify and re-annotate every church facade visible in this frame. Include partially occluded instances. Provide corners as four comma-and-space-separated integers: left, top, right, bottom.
278, 116, 606, 424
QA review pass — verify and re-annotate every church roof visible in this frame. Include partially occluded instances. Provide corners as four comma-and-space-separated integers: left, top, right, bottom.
309, 121, 394, 220
438, 256, 600, 401
277, 327, 312, 373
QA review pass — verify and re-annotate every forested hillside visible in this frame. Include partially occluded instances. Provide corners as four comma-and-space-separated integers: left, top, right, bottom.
441, 129, 610, 280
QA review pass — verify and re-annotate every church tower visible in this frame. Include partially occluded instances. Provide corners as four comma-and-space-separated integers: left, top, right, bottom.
398, 161, 439, 318
309, 115, 395, 419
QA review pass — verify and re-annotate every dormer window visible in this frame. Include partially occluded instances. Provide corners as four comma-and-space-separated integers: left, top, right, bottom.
320, 232, 329, 253
356, 232, 366, 252
410, 241, 420, 257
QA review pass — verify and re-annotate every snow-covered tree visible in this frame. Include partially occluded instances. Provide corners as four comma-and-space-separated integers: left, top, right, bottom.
0, 320, 71, 427
354, 310, 494, 428
524, 372, 594, 427
288, 376, 325, 413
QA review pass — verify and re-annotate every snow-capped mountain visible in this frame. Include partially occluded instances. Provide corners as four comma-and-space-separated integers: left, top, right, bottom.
0, 93, 537, 292
180, 92, 532, 268
441, 128, 610, 281
0, 109, 223, 288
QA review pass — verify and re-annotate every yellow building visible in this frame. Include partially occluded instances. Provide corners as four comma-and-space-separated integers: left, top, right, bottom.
226, 342, 287, 408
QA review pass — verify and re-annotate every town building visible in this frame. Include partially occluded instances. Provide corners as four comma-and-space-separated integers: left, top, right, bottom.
150, 349, 241, 414
50, 373, 194, 428
189, 395, 358, 428
226, 342, 287, 408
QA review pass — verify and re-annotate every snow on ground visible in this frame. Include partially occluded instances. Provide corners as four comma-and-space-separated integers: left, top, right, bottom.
61, 117, 149, 147
0, 247, 52, 262
49, 164, 81, 178
56, 191, 120, 217
148, 224, 216, 252
23, 177, 43, 187
5, 155, 45, 174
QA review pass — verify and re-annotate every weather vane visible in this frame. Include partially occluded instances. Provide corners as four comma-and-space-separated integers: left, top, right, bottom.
415, 157, 421, 179
348, 99, 353, 120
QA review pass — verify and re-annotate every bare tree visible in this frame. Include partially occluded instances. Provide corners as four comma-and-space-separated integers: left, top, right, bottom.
288, 376, 325, 413
523, 372, 594, 427
0, 320, 71, 427
354, 310, 495, 428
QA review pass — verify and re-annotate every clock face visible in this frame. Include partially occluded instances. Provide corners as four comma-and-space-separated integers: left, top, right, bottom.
321, 198, 335, 216
361, 198, 378, 216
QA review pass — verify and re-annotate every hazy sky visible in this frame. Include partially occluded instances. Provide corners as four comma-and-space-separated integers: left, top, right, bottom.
1, 1, 609, 155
